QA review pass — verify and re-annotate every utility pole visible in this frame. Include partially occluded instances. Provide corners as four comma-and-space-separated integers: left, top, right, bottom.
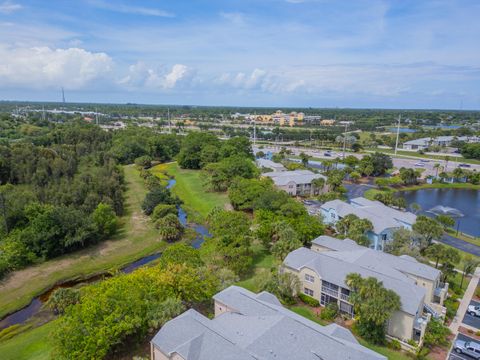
394, 115, 401, 156
62, 87, 66, 104
342, 122, 348, 160
253, 120, 256, 147
95, 107, 99, 125
168, 108, 171, 134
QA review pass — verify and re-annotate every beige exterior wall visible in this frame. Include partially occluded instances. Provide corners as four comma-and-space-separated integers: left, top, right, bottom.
151, 345, 186, 360
214, 300, 237, 317
283, 263, 422, 343
310, 243, 330, 253
387, 310, 415, 342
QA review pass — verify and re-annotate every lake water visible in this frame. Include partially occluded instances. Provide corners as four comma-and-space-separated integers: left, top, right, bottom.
400, 188, 480, 237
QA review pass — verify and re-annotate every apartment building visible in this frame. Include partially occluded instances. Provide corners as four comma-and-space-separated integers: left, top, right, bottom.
403, 135, 480, 150
283, 236, 448, 346
150, 286, 386, 360
320, 197, 417, 250
264, 169, 327, 196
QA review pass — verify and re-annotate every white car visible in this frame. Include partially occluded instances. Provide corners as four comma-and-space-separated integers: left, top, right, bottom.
468, 305, 480, 317
414, 162, 425, 167
454, 339, 480, 359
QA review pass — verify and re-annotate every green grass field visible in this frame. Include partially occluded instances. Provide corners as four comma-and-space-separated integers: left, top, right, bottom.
0, 165, 166, 319
151, 162, 229, 220
0, 321, 56, 360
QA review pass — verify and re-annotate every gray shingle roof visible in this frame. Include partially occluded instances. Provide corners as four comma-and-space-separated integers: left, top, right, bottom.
321, 197, 416, 233
255, 159, 286, 171
152, 286, 386, 360
312, 236, 441, 281
284, 247, 427, 315
264, 169, 326, 186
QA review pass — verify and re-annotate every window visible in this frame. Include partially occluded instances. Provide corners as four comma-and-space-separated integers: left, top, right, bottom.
304, 288, 314, 297
382, 234, 387, 241
305, 274, 315, 283
331, 213, 336, 219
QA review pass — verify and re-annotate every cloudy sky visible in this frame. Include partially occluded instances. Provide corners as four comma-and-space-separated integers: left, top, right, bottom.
0, 0, 479, 109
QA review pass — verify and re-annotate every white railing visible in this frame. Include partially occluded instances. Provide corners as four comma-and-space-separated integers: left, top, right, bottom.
321, 287, 338, 298
340, 293, 350, 302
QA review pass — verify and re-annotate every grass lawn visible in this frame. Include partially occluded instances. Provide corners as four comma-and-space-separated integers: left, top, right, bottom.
0, 165, 166, 319
356, 339, 412, 360
235, 242, 275, 293
0, 321, 56, 360
151, 162, 229, 221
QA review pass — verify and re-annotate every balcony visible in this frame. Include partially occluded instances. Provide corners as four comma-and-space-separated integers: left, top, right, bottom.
321, 286, 339, 298
340, 293, 350, 302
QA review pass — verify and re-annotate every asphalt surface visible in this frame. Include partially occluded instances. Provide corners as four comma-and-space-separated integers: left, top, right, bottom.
463, 300, 480, 329
450, 334, 480, 360
440, 235, 480, 257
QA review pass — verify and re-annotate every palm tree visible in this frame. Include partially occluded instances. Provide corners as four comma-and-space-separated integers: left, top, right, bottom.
433, 163, 440, 177
444, 156, 450, 172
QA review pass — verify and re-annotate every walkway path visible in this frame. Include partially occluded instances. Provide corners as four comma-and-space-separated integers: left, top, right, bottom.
449, 267, 480, 334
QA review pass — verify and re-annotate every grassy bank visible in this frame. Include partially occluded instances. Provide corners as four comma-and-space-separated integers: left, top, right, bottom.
151, 162, 229, 221
0, 165, 165, 319
0, 321, 56, 360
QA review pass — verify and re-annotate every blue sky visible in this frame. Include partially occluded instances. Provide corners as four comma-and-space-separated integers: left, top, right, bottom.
0, 0, 479, 109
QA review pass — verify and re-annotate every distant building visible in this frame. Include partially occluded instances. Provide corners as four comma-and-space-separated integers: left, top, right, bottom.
150, 285, 386, 360
320, 197, 417, 251
320, 119, 336, 126
402, 136, 480, 150
283, 236, 448, 347
264, 169, 327, 196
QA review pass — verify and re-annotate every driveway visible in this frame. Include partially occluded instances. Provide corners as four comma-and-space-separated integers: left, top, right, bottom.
463, 300, 480, 329
449, 334, 480, 360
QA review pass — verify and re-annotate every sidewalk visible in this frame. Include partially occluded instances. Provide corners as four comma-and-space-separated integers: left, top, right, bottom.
449, 267, 480, 334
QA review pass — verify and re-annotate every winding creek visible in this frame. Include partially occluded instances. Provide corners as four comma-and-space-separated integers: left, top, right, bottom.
0, 178, 211, 331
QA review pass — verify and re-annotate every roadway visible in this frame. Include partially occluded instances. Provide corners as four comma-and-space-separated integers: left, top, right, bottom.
254, 144, 480, 177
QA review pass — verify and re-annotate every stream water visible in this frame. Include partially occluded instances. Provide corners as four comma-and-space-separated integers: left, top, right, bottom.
0, 177, 211, 331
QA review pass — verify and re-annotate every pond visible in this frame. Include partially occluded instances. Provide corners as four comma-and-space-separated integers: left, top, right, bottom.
400, 188, 480, 237
0, 178, 211, 330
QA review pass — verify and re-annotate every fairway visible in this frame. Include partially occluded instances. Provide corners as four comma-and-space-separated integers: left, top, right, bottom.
151, 162, 229, 220
0, 165, 166, 319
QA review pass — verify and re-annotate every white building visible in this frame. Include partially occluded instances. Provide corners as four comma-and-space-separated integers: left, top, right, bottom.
264, 170, 327, 196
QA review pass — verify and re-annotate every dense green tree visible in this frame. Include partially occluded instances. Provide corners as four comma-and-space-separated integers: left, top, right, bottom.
177, 132, 220, 169
259, 270, 301, 305
155, 213, 183, 242
203, 155, 259, 191
346, 273, 401, 344
151, 204, 177, 221
158, 243, 204, 268
92, 203, 117, 239
141, 186, 177, 215
413, 215, 444, 248
435, 214, 455, 230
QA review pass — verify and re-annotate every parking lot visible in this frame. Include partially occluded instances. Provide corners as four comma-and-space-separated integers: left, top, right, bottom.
450, 334, 480, 359
463, 301, 480, 329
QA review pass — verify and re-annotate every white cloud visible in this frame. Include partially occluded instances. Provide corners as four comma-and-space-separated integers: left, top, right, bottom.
0, 45, 113, 89
0, 1, 22, 14
219, 12, 246, 25
217, 68, 267, 89
88, 0, 173, 17
119, 62, 194, 90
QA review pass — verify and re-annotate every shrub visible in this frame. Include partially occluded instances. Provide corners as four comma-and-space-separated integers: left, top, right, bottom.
134, 155, 152, 169
151, 204, 177, 221
320, 303, 338, 321
298, 293, 320, 307
388, 339, 401, 350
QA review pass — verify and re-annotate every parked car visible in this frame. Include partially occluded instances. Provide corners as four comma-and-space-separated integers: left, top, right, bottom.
414, 162, 425, 167
420, 159, 430, 162
324, 153, 332, 157
459, 163, 471, 168
454, 339, 480, 359
468, 305, 480, 317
